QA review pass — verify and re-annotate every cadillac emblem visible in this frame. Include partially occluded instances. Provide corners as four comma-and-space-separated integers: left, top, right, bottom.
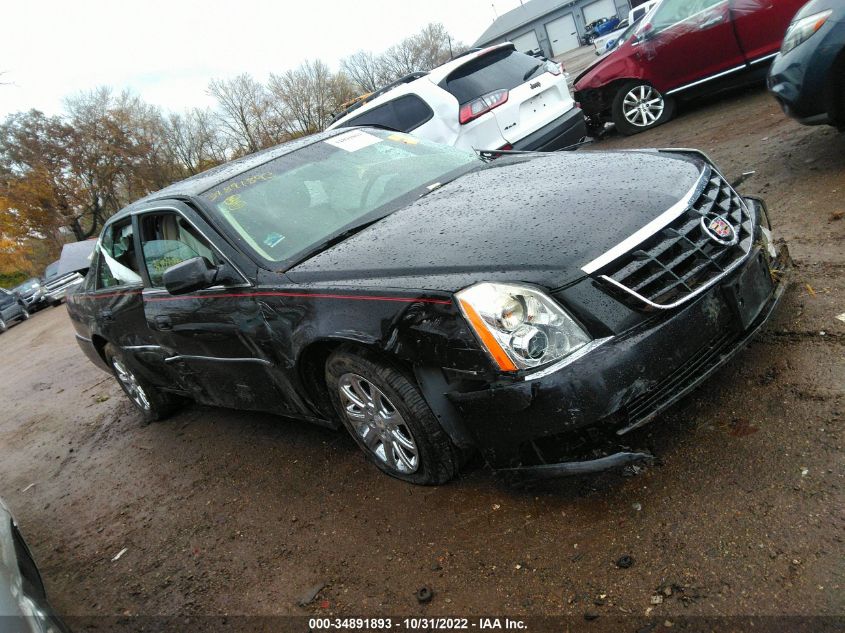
701, 214, 738, 246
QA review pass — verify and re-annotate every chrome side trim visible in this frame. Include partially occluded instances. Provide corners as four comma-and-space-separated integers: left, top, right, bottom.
581, 167, 711, 275
523, 337, 613, 381
665, 65, 746, 95
164, 355, 273, 366
749, 52, 778, 65
123, 345, 163, 351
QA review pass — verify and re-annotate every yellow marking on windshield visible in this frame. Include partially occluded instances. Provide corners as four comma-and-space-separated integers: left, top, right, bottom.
223, 194, 246, 211
206, 171, 274, 202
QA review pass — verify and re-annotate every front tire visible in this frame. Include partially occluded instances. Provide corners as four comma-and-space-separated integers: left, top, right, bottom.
325, 348, 461, 485
104, 344, 180, 424
611, 80, 675, 135
0, 317, 6, 333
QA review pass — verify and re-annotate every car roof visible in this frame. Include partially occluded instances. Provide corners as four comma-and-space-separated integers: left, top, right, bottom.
109, 128, 352, 222
328, 43, 516, 128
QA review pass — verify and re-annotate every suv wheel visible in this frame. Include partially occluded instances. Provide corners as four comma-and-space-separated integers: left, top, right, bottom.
20, 308, 29, 320
325, 348, 461, 485
612, 80, 675, 135
0, 317, 6, 333
104, 344, 181, 424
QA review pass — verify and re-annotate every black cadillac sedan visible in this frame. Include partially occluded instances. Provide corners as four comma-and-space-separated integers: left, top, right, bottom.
67, 128, 788, 484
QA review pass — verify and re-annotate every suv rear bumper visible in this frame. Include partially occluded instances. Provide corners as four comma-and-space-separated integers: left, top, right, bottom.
513, 108, 588, 151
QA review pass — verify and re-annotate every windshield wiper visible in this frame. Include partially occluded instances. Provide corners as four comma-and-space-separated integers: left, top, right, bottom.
523, 63, 542, 81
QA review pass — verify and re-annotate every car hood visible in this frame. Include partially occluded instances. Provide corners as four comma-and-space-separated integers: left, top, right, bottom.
287, 150, 705, 293
574, 45, 628, 88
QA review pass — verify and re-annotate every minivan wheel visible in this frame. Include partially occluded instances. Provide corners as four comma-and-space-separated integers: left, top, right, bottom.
612, 80, 675, 135
104, 344, 180, 424
325, 349, 461, 485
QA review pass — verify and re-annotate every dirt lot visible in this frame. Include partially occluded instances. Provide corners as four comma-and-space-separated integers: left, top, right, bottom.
1, 86, 843, 628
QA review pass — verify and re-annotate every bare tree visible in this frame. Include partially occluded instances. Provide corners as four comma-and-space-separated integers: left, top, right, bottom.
341, 23, 463, 93
164, 108, 228, 176
340, 51, 386, 93
268, 60, 357, 136
207, 74, 281, 154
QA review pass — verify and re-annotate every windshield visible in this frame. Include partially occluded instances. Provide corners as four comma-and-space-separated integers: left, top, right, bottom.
200, 129, 480, 264
14, 279, 40, 292
45, 262, 59, 279
616, 16, 646, 45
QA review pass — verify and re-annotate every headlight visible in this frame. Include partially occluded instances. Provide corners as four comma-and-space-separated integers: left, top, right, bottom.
456, 282, 591, 372
781, 10, 832, 54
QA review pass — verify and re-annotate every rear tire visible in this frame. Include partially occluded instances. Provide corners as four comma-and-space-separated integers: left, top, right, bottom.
325, 348, 461, 485
104, 343, 180, 424
611, 80, 675, 135
0, 318, 6, 333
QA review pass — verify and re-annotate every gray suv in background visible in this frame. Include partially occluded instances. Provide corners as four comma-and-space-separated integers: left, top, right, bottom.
0, 288, 29, 333
42, 261, 84, 306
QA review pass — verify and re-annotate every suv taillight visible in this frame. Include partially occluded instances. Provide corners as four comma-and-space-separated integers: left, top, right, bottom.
459, 89, 509, 125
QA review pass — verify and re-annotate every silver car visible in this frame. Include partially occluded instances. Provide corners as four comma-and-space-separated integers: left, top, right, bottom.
0, 497, 69, 632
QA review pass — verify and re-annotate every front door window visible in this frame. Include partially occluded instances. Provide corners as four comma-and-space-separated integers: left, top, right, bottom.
138, 213, 219, 287
97, 221, 142, 289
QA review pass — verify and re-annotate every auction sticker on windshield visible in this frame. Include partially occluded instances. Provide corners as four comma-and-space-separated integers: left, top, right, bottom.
325, 129, 382, 152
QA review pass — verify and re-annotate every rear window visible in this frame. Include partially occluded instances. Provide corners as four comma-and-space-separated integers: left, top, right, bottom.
340, 94, 434, 132
442, 49, 542, 105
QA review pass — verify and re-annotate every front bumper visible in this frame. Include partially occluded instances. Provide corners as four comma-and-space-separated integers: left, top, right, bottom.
767, 21, 844, 126
21, 292, 48, 310
513, 108, 588, 152
45, 278, 83, 303
448, 206, 789, 474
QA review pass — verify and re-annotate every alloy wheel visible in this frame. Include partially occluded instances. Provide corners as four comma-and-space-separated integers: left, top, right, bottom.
338, 373, 419, 474
0, 318, 6, 332
112, 359, 151, 411
622, 84, 665, 127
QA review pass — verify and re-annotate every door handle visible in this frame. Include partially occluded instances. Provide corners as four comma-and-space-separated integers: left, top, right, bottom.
99, 308, 114, 322
700, 14, 724, 29
154, 315, 172, 331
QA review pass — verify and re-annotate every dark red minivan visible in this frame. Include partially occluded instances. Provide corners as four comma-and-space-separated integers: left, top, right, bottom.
574, 0, 807, 135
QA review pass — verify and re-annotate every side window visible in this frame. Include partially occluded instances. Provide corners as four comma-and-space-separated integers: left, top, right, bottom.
341, 95, 433, 132
97, 221, 143, 289
139, 213, 219, 288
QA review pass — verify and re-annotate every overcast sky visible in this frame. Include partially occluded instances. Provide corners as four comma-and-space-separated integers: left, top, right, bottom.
0, 0, 525, 118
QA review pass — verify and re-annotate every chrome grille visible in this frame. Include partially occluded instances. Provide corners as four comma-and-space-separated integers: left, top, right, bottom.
598, 167, 754, 309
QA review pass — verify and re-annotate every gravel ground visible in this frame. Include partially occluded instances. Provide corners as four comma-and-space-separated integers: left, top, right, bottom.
0, 85, 842, 629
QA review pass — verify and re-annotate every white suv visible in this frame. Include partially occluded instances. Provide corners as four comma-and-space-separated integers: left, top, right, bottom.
326, 44, 586, 153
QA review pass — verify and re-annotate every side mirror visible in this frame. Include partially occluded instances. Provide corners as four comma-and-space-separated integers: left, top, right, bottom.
162, 257, 218, 295
635, 22, 654, 42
